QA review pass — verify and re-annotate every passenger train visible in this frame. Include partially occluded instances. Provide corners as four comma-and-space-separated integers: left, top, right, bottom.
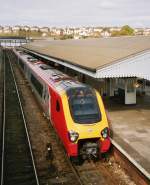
14, 49, 111, 162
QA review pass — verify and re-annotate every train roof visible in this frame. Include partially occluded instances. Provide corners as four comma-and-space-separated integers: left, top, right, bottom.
15, 50, 87, 94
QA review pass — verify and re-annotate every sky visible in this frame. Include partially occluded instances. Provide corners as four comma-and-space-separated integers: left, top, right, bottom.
0, 0, 150, 27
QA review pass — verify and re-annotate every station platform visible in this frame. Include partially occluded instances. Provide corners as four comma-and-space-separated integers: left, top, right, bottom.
105, 95, 150, 176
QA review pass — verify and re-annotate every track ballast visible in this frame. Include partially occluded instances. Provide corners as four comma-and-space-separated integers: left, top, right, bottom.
0, 49, 39, 185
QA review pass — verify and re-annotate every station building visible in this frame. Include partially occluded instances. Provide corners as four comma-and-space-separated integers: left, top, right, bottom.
22, 36, 150, 104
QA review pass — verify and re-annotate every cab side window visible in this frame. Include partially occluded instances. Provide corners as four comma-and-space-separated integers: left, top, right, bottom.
56, 100, 60, 112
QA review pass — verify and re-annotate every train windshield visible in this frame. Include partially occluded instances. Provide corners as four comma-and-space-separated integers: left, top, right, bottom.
67, 87, 101, 124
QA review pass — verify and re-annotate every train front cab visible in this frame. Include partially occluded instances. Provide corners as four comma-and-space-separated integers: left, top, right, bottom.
60, 86, 111, 161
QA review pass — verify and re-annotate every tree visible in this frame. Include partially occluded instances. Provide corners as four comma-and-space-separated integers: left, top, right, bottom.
60, 34, 73, 40
120, 25, 134, 36
111, 25, 134, 37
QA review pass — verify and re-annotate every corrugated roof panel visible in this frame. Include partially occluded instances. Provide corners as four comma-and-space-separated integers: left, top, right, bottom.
96, 51, 150, 80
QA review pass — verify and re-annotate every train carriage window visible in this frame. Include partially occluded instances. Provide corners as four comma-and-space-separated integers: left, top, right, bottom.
43, 87, 49, 101
56, 100, 60, 112
40, 64, 53, 70
31, 74, 43, 97
43, 87, 47, 100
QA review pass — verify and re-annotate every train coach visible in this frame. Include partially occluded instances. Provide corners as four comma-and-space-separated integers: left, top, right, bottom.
14, 49, 111, 162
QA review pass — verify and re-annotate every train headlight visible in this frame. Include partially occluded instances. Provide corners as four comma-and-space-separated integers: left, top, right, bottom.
101, 127, 109, 139
68, 130, 79, 142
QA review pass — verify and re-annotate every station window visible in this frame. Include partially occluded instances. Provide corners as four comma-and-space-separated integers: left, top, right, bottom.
56, 100, 60, 112
31, 74, 43, 97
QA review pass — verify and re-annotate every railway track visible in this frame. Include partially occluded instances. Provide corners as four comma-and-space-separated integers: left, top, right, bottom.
0, 49, 39, 185
0, 48, 4, 179
7, 49, 83, 185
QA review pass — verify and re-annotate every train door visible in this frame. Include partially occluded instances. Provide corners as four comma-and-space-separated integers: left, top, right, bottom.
43, 85, 50, 118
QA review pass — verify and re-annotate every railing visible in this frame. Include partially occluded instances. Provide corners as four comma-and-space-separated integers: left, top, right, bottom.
0, 39, 31, 47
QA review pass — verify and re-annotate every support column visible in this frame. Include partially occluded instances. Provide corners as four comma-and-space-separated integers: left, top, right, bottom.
109, 78, 116, 97
125, 78, 136, 104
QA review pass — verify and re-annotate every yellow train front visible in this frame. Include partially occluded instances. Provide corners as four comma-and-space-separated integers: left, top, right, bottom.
59, 85, 111, 162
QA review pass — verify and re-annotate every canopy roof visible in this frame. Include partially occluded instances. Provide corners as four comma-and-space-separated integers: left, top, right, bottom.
22, 36, 150, 80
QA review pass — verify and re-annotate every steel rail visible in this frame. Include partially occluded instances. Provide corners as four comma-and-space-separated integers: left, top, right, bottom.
0, 50, 6, 185
7, 52, 40, 185
66, 157, 84, 185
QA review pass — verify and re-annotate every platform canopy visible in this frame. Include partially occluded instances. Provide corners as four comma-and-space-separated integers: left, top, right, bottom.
22, 36, 150, 80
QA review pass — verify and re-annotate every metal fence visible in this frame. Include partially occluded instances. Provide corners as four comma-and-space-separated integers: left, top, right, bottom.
0, 38, 30, 47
